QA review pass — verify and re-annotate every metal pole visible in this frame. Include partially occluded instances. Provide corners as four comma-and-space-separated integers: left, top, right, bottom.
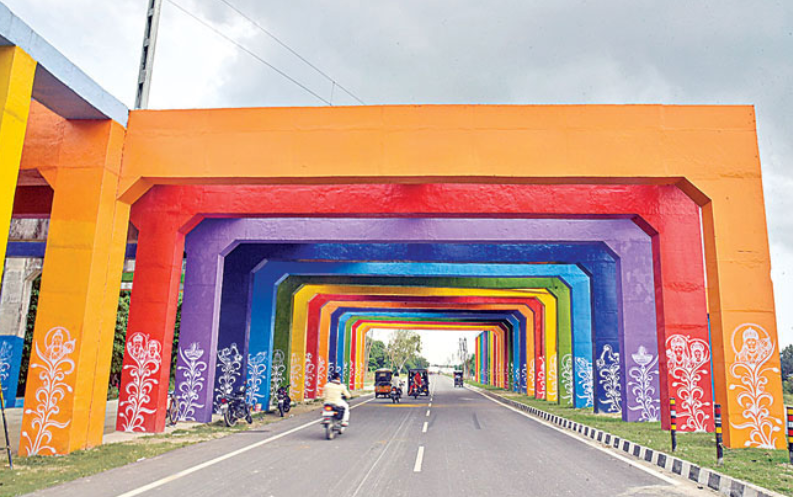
0, 387, 13, 469
135, 0, 164, 109
670, 397, 677, 452
714, 404, 724, 465
786, 405, 793, 465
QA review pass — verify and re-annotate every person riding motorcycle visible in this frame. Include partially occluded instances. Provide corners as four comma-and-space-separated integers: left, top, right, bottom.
323, 372, 351, 426
391, 371, 403, 395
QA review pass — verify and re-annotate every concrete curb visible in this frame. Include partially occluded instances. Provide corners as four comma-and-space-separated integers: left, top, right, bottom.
473, 388, 786, 497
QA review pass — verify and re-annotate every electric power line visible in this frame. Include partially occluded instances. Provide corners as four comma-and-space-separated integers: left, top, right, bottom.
216, 0, 366, 105
165, 0, 332, 105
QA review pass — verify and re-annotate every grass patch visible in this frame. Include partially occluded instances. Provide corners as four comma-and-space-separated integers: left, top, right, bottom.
0, 404, 321, 497
472, 385, 793, 495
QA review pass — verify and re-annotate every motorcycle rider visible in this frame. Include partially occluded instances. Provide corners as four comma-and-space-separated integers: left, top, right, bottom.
391, 371, 402, 395
323, 372, 351, 426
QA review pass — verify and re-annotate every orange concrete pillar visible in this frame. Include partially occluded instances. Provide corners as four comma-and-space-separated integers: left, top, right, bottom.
698, 176, 786, 449
19, 119, 129, 456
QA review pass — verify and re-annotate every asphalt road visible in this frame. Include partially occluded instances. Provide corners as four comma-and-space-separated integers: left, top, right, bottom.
29, 376, 714, 497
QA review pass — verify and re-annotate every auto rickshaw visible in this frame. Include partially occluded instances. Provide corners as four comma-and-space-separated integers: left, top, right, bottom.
408, 368, 430, 398
453, 370, 464, 388
374, 368, 393, 398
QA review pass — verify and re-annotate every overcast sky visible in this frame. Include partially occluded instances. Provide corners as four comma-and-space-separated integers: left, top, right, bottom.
6, 0, 792, 362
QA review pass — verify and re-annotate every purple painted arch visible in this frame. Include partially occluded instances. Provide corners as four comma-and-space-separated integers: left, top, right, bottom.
170, 218, 659, 425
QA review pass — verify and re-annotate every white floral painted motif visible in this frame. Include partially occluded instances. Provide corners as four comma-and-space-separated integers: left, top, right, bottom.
214, 343, 243, 411
520, 364, 527, 392
119, 333, 162, 432
596, 345, 621, 413
304, 352, 316, 394
177, 342, 207, 421
560, 354, 573, 404
575, 357, 594, 407
21, 327, 76, 455
666, 334, 711, 432
729, 324, 783, 448
316, 356, 327, 396
270, 349, 286, 394
528, 359, 536, 394
355, 360, 364, 388
536, 356, 546, 398
0, 342, 12, 397
290, 352, 303, 399
628, 346, 659, 422
547, 355, 558, 399
246, 351, 267, 405
348, 361, 356, 389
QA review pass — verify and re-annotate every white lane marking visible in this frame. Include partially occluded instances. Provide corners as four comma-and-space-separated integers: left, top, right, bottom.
413, 446, 425, 472
422, 422, 428, 433
425, 410, 430, 417
474, 391, 680, 487
119, 397, 375, 497
428, 402, 432, 407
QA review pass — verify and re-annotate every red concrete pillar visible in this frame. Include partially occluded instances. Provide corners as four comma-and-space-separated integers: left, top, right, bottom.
116, 193, 185, 433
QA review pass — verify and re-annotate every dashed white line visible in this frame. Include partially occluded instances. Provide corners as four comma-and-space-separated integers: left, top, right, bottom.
425, 410, 430, 417
422, 421, 428, 433
413, 446, 425, 472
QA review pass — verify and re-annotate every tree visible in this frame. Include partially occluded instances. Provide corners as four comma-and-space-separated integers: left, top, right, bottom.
386, 330, 422, 373
368, 339, 387, 371
781, 344, 793, 394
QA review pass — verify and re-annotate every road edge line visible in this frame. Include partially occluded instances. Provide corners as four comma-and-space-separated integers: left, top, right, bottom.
118, 396, 375, 497
470, 387, 786, 497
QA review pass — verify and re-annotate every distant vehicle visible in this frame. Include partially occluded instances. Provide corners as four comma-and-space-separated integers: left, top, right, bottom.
428, 366, 441, 375
374, 368, 393, 398
454, 371, 464, 388
408, 368, 430, 398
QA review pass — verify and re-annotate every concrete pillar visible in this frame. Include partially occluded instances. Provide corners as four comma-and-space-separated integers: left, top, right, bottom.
116, 201, 184, 433
19, 119, 129, 456
0, 257, 42, 407
0, 46, 36, 288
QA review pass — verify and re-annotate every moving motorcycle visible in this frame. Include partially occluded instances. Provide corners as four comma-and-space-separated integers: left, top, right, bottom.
219, 385, 253, 427
322, 402, 346, 440
390, 382, 403, 404
276, 385, 291, 417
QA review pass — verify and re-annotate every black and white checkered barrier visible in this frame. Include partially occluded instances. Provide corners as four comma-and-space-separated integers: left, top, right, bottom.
475, 389, 783, 497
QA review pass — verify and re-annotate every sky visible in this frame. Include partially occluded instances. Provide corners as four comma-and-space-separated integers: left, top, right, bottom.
5, 0, 792, 363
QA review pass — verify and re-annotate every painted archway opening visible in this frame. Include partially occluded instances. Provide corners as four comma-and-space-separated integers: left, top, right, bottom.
0, 97, 782, 456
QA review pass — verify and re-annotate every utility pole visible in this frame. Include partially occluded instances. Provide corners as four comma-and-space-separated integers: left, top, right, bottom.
135, 0, 163, 109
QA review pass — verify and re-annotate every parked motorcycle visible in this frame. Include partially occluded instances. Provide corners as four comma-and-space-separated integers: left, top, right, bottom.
322, 403, 346, 440
276, 385, 292, 417
219, 385, 253, 427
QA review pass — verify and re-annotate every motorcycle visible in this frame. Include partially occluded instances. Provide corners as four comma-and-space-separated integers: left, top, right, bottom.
219, 385, 253, 427
276, 385, 291, 417
390, 382, 403, 404
322, 402, 346, 440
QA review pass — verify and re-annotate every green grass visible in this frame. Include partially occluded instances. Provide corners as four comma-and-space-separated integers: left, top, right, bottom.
470, 384, 793, 495
784, 392, 793, 407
